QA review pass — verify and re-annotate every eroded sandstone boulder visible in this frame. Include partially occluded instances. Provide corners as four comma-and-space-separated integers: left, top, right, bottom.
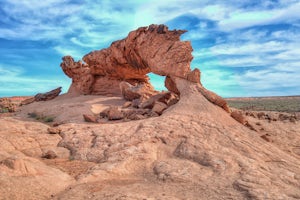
83, 114, 97, 123
60, 24, 230, 114
231, 110, 247, 125
120, 81, 156, 101
21, 87, 62, 106
35, 87, 62, 101
60, 24, 192, 96
197, 85, 231, 113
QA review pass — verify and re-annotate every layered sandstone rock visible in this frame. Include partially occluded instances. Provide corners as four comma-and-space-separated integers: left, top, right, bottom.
119, 81, 157, 101
21, 87, 62, 105
60, 24, 230, 113
35, 87, 62, 101
61, 24, 192, 96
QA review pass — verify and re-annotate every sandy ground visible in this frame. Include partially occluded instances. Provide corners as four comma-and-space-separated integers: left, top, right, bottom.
15, 94, 126, 124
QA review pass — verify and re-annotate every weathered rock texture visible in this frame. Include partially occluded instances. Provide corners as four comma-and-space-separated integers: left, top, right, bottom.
21, 87, 62, 105
61, 24, 191, 95
53, 78, 300, 199
34, 87, 62, 101
60, 24, 229, 112
0, 98, 17, 112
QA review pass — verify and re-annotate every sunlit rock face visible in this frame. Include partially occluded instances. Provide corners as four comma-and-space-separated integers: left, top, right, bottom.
60, 24, 192, 95
60, 24, 229, 112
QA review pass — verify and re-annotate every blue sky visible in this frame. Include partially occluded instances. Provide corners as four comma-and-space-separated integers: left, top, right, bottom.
0, 0, 300, 97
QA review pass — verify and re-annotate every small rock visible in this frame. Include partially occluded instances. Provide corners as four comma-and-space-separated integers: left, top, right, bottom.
0, 158, 15, 169
257, 112, 265, 119
127, 114, 146, 120
152, 101, 168, 115
99, 108, 110, 118
122, 101, 132, 108
107, 107, 124, 120
278, 113, 289, 121
140, 92, 179, 109
47, 127, 61, 134
123, 108, 149, 119
231, 111, 247, 125
83, 114, 97, 123
119, 81, 155, 101
245, 122, 257, 132
261, 134, 270, 142
52, 122, 63, 127
166, 93, 179, 106
131, 99, 141, 108
140, 98, 156, 109
120, 81, 141, 101
42, 150, 57, 159
148, 111, 159, 117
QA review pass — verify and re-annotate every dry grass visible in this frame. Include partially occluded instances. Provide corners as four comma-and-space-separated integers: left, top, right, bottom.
226, 96, 300, 112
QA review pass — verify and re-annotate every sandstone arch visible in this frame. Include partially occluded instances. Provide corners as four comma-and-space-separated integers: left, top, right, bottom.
60, 24, 230, 112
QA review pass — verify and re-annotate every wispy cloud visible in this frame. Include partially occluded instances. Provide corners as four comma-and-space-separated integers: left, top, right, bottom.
0, 64, 70, 97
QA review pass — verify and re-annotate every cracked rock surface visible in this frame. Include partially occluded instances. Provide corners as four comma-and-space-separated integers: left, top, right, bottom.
3, 78, 299, 199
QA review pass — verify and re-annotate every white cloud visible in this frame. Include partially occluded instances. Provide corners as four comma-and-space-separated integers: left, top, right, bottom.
209, 41, 286, 55
190, 4, 232, 21
201, 66, 300, 97
217, 2, 300, 31
238, 69, 300, 90
53, 46, 85, 61
273, 62, 300, 72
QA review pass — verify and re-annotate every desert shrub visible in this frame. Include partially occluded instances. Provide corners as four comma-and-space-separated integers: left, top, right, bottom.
27, 112, 55, 123
0, 108, 9, 113
69, 155, 75, 161
28, 112, 38, 118
43, 116, 54, 123
227, 97, 300, 113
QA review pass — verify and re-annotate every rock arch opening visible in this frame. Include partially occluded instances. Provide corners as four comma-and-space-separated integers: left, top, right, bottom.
147, 73, 166, 92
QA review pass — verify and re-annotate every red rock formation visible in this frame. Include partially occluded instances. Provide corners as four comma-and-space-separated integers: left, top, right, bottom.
165, 76, 180, 95
20, 87, 62, 106
35, 87, 62, 101
120, 81, 157, 101
187, 68, 201, 83
61, 24, 192, 96
60, 24, 230, 113
197, 86, 231, 113
231, 110, 247, 125
60, 57, 93, 95
83, 114, 97, 123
